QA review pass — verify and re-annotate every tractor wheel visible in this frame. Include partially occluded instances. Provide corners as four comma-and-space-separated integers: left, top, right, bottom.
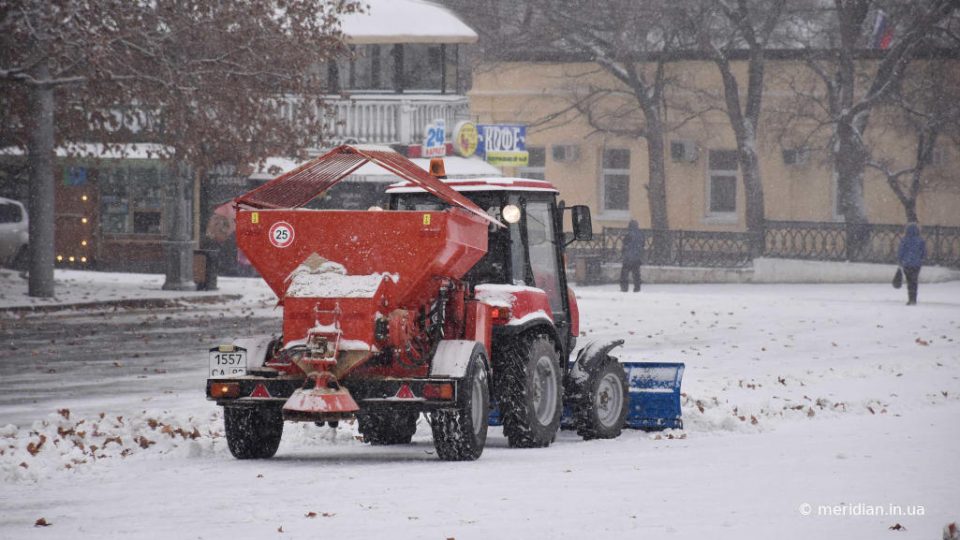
430, 344, 489, 461
573, 360, 628, 440
497, 333, 562, 448
223, 405, 283, 459
358, 410, 419, 445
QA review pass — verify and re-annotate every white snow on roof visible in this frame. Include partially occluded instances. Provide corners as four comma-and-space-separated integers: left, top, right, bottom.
341, 0, 478, 44
250, 155, 501, 182
0, 143, 172, 160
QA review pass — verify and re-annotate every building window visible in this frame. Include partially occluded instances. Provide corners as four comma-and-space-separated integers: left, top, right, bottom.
330, 43, 457, 94
518, 147, 546, 180
707, 150, 738, 215
100, 164, 175, 235
930, 146, 947, 167
349, 45, 394, 91
782, 147, 809, 166
601, 148, 630, 216
402, 44, 444, 92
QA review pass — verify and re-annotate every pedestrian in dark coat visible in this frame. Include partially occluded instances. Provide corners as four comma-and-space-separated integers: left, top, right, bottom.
620, 220, 644, 292
898, 222, 926, 305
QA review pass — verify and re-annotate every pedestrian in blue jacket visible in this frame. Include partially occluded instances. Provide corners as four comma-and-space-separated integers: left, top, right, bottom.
898, 222, 926, 305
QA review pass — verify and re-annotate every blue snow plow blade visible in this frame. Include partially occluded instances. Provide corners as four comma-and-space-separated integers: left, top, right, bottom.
488, 361, 685, 431
622, 362, 685, 430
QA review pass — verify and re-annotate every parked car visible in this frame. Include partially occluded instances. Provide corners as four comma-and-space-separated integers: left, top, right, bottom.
0, 197, 28, 270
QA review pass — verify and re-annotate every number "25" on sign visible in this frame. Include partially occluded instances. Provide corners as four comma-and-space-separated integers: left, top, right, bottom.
268, 221, 295, 248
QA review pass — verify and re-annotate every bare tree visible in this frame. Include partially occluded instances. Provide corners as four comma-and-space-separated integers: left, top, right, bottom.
866, 58, 960, 222
1, 0, 358, 296
526, 0, 691, 238
677, 0, 791, 248
1, 1, 134, 297
798, 0, 957, 228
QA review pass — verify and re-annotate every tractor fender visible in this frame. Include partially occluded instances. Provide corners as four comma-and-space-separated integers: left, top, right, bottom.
564, 339, 625, 398
493, 320, 561, 354
430, 340, 488, 378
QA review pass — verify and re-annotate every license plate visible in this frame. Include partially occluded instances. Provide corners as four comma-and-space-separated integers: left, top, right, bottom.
209, 346, 247, 377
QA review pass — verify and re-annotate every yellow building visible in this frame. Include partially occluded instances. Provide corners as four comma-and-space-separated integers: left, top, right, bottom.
469, 58, 960, 232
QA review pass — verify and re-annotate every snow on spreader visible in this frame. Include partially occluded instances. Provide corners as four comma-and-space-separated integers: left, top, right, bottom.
206, 145, 684, 461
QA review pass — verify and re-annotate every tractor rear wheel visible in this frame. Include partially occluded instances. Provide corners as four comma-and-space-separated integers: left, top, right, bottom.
357, 410, 419, 445
573, 360, 628, 440
497, 333, 562, 448
223, 405, 283, 459
430, 345, 489, 461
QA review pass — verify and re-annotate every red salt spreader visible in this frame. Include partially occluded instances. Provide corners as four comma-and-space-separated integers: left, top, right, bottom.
234, 146, 495, 418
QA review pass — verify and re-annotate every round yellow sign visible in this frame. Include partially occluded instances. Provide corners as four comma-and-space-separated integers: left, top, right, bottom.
453, 121, 478, 158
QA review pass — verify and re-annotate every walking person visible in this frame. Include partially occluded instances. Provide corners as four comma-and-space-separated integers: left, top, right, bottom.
897, 222, 926, 305
620, 220, 644, 292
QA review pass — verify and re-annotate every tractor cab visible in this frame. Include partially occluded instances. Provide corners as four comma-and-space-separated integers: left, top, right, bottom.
386, 177, 593, 358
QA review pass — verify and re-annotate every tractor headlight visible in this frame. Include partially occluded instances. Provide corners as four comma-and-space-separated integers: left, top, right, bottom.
502, 204, 521, 224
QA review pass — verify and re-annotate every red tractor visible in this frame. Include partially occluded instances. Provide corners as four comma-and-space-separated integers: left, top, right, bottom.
206, 145, 629, 461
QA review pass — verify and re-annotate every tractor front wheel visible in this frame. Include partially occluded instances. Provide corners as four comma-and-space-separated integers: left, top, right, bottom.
497, 334, 562, 448
573, 360, 628, 440
358, 410, 419, 445
430, 345, 489, 461
223, 405, 283, 459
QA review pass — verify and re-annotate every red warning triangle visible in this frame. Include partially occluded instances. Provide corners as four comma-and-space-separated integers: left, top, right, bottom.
250, 384, 271, 398
395, 384, 415, 399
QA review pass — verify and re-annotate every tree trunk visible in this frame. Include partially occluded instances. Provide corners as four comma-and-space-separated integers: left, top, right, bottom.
903, 197, 918, 223
27, 64, 56, 298
643, 119, 670, 263
835, 122, 870, 225
835, 119, 871, 259
714, 53, 766, 252
645, 130, 668, 231
739, 137, 766, 255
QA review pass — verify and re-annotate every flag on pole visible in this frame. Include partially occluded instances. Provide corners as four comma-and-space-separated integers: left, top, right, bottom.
871, 10, 895, 49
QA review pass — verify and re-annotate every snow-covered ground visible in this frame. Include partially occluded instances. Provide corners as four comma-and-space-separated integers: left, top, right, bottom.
1, 275, 958, 539
0, 268, 233, 309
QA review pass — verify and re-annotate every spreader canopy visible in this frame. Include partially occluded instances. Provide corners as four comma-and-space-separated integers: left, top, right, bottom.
235, 145, 500, 227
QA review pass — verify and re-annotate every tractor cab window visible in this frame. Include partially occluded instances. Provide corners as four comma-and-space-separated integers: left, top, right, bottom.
521, 200, 563, 313
391, 191, 517, 284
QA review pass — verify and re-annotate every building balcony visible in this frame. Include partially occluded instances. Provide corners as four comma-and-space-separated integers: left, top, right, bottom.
279, 93, 471, 147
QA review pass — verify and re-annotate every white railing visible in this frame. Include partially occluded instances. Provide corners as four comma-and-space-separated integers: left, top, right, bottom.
279, 94, 471, 145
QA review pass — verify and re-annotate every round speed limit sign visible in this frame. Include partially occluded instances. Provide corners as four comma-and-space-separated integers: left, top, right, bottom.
268, 221, 295, 248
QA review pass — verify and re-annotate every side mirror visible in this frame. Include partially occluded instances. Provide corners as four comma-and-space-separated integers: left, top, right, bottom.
571, 205, 593, 241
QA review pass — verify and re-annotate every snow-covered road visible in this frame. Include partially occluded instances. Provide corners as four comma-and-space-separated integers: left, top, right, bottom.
2, 279, 958, 539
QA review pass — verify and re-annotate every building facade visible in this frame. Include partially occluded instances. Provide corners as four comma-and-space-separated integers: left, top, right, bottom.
468, 58, 960, 232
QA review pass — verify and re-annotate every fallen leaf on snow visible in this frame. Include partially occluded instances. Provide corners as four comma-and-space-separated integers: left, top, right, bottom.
35, 518, 51, 527
27, 434, 47, 456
